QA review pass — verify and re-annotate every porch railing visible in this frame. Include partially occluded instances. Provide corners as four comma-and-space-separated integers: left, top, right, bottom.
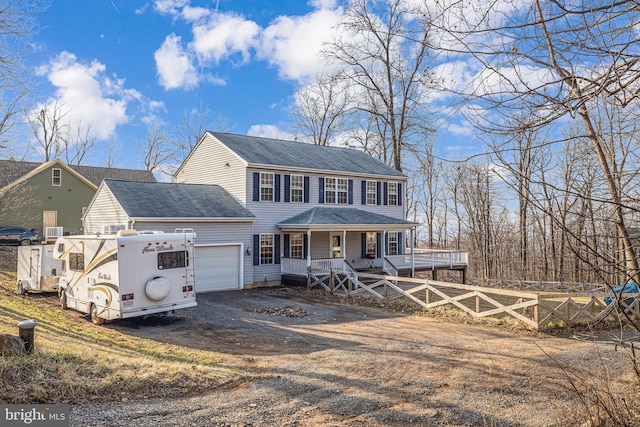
281, 257, 350, 275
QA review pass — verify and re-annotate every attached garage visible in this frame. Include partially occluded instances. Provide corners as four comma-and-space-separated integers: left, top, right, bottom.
83, 180, 256, 291
195, 244, 243, 292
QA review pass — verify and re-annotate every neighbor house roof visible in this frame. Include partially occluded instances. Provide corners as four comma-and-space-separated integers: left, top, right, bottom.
207, 132, 406, 178
277, 207, 417, 231
0, 159, 156, 191
102, 179, 255, 220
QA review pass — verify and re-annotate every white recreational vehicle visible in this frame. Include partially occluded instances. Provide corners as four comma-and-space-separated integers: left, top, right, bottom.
16, 244, 63, 295
55, 230, 197, 325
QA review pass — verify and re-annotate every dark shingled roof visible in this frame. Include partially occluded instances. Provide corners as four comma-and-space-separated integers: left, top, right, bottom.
277, 207, 416, 228
210, 132, 406, 178
0, 159, 156, 189
70, 164, 156, 186
0, 160, 40, 188
103, 179, 255, 219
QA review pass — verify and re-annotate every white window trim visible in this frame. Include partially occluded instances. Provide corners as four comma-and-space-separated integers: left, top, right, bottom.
290, 174, 304, 203
290, 233, 304, 259
388, 231, 399, 255
366, 180, 377, 205
325, 177, 348, 204
260, 233, 274, 265
388, 182, 398, 206
260, 172, 274, 202
52, 168, 61, 186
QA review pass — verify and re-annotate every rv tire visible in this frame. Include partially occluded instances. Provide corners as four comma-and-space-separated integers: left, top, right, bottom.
59, 289, 68, 309
90, 304, 105, 325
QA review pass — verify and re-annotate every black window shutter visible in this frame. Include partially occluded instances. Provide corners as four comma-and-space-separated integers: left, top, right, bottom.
376, 182, 382, 205
284, 175, 290, 203
283, 234, 290, 258
348, 179, 353, 204
253, 173, 260, 202
398, 183, 402, 206
361, 233, 366, 258
361, 181, 367, 205
399, 232, 405, 254
376, 233, 382, 258
274, 234, 281, 264
383, 182, 388, 206
385, 233, 389, 254
253, 234, 260, 265
304, 176, 310, 203
303, 233, 308, 258
275, 174, 281, 202
319, 177, 325, 203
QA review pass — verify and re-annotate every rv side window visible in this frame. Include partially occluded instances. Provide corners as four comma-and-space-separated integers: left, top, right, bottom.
57, 243, 65, 253
157, 251, 188, 270
69, 253, 85, 271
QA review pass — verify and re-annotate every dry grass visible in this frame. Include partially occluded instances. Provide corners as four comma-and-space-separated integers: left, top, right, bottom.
0, 271, 240, 404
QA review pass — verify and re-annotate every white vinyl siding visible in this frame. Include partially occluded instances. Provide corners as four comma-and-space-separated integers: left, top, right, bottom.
175, 133, 247, 203
82, 186, 131, 234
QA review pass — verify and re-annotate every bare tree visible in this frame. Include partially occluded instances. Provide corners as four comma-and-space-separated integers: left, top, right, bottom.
140, 125, 177, 174
27, 100, 68, 161
0, 1, 46, 154
177, 102, 236, 160
61, 119, 97, 165
324, 0, 435, 171
291, 72, 351, 146
434, 0, 640, 285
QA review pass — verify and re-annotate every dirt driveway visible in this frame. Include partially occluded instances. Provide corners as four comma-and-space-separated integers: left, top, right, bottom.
70, 287, 631, 426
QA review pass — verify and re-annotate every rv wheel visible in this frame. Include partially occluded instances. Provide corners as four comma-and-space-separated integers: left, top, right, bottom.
17, 281, 25, 295
59, 289, 68, 309
90, 304, 105, 325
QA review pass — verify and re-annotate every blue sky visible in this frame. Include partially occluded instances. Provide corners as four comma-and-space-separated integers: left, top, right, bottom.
13, 0, 475, 171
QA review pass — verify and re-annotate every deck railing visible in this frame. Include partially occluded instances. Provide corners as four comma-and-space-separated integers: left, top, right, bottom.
45, 227, 63, 241
281, 257, 350, 275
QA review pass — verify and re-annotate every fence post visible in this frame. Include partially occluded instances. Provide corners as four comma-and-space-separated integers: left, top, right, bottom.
475, 292, 480, 314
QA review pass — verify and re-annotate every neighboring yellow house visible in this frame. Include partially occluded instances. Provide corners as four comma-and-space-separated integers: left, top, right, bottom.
0, 159, 155, 238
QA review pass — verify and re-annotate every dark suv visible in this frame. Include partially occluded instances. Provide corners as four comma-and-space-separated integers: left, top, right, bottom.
0, 227, 39, 245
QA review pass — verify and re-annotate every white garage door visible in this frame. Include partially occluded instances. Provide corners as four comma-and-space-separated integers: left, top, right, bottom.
195, 245, 242, 292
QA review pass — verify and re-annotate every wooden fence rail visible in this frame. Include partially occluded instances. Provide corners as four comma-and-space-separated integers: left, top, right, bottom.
308, 269, 638, 330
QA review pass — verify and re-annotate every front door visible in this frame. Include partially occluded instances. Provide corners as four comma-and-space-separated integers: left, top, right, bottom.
330, 233, 342, 258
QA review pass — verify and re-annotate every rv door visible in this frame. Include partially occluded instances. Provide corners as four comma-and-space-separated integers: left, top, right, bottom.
30, 248, 40, 287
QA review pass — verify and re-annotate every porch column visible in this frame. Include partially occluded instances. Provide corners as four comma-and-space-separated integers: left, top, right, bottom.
410, 228, 415, 278
306, 230, 311, 269
342, 229, 346, 258
382, 230, 386, 260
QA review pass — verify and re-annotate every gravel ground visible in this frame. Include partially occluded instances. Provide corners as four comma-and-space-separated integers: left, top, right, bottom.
66, 287, 634, 427
2, 245, 634, 426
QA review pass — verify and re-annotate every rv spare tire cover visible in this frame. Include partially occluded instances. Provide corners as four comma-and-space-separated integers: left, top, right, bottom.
145, 277, 171, 301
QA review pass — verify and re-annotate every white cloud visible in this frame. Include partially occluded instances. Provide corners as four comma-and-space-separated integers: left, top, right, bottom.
154, 0, 188, 16
259, 8, 341, 81
308, 0, 338, 10
154, 33, 199, 90
247, 124, 296, 141
34, 51, 130, 141
152, 1, 342, 88
190, 12, 260, 64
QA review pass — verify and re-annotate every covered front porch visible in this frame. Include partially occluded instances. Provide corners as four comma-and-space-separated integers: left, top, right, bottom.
277, 207, 467, 285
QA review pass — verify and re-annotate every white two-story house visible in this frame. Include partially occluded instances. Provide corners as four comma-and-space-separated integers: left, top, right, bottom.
175, 132, 418, 288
